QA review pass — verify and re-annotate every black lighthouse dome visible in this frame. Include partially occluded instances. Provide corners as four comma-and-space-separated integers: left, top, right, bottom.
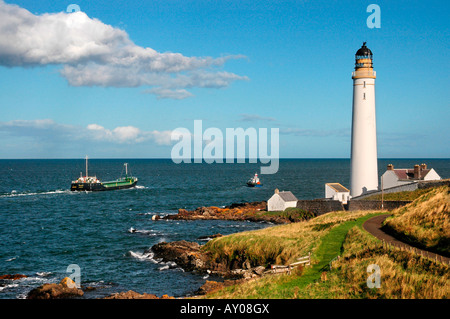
355, 42, 373, 69
356, 42, 373, 57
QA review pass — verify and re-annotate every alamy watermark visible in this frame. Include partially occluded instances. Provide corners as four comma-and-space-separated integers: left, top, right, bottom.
66, 4, 81, 13
366, 264, 381, 288
66, 264, 81, 288
367, 4, 381, 29
170, 120, 279, 174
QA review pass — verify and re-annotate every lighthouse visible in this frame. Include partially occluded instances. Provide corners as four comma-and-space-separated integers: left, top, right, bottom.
350, 42, 378, 197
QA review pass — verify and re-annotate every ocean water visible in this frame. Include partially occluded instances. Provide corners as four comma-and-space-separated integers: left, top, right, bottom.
0, 158, 449, 299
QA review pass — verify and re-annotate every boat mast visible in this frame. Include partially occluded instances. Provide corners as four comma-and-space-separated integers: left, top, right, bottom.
85, 155, 88, 177
124, 163, 128, 177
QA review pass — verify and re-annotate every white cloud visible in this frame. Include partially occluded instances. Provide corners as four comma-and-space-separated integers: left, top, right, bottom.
146, 88, 194, 100
0, 1, 247, 98
0, 119, 175, 145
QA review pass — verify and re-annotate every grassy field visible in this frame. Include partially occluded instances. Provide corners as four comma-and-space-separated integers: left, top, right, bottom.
382, 186, 450, 256
198, 187, 450, 299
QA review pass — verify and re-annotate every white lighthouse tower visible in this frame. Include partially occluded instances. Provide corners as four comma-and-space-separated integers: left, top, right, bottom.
350, 42, 378, 197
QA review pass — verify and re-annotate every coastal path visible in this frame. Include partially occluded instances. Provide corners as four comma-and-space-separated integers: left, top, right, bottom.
363, 214, 450, 265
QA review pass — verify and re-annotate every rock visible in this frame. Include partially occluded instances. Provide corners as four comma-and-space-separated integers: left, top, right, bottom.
103, 290, 175, 299
163, 201, 292, 224
252, 266, 266, 276
196, 281, 226, 295
196, 279, 246, 295
151, 240, 209, 272
103, 290, 158, 299
0, 274, 27, 280
27, 277, 84, 299
60, 277, 77, 288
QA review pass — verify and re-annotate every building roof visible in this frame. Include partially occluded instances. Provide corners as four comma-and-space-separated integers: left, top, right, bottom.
277, 191, 298, 202
391, 169, 431, 180
326, 183, 350, 193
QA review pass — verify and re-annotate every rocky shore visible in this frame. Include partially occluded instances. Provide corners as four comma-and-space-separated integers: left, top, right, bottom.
161, 201, 301, 224
151, 239, 260, 277
15, 201, 313, 299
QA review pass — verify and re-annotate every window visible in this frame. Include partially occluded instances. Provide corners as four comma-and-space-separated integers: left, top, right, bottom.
363, 81, 366, 88
363, 93, 366, 100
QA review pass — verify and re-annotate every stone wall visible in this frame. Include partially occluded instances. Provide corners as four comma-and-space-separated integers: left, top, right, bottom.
296, 200, 344, 216
351, 179, 450, 200
418, 179, 450, 189
345, 200, 411, 211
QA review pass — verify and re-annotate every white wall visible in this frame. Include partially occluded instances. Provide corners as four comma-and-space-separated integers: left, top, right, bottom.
350, 77, 378, 197
424, 169, 441, 181
325, 185, 350, 204
325, 185, 335, 199
267, 194, 296, 211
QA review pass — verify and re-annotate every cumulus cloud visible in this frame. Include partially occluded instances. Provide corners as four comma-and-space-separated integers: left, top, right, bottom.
0, 1, 248, 98
0, 119, 175, 145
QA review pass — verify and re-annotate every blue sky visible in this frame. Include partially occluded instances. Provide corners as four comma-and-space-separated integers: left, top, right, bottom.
0, 0, 448, 158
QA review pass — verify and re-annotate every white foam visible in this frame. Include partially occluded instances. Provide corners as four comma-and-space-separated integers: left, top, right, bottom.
158, 261, 178, 271
126, 250, 157, 263
1, 189, 70, 198
36, 272, 52, 277
128, 228, 158, 236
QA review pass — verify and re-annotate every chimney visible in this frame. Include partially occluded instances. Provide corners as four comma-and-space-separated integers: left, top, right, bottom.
274, 188, 279, 194
420, 163, 427, 170
414, 164, 420, 179
387, 164, 394, 171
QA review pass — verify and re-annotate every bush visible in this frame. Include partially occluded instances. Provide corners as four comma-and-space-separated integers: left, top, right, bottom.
282, 207, 316, 222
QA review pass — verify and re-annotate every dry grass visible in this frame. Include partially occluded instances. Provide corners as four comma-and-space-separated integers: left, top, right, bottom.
198, 188, 450, 299
383, 186, 450, 256
203, 210, 376, 267
305, 226, 450, 299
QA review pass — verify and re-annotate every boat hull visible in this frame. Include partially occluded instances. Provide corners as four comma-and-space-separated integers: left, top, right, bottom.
247, 183, 262, 187
70, 179, 138, 191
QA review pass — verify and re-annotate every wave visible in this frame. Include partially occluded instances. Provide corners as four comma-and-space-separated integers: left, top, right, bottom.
127, 227, 162, 236
6, 256, 18, 262
158, 261, 178, 271
126, 250, 157, 262
126, 250, 182, 271
0, 189, 71, 198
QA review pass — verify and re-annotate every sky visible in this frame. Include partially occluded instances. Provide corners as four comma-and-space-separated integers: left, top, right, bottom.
0, 0, 448, 159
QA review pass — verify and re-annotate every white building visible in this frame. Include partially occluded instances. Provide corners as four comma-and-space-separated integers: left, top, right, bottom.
350, 42, 379, 197
381, 163, 441, 190
267, 189, 298, 212
325, 183, 351, 204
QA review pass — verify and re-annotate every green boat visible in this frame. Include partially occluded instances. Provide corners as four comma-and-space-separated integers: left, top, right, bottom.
71, 156, 138, 191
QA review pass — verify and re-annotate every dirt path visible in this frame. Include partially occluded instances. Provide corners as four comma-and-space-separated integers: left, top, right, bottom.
363, 214, 450, 265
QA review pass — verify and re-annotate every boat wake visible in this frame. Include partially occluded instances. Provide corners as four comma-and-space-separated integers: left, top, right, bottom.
0, 189, 71, 198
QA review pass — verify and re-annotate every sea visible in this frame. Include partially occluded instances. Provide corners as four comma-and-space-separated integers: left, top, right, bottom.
0, 158, 449, 299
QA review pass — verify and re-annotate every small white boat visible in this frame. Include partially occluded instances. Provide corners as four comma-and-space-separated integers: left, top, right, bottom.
247, 173, 262, 187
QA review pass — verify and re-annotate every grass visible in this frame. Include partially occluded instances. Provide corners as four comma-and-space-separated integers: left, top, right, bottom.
362, 188, 432, 201
200, 211, 383, 298
261, 207, 316, 222
304, 226, 449, 298
382, 185, 450, 256
195, 186, 450, 299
